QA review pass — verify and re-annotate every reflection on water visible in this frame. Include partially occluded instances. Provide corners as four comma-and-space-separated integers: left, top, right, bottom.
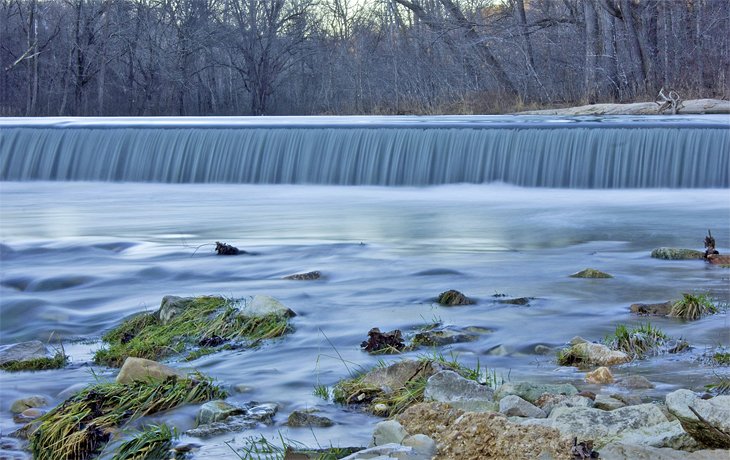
1, 182, 729, 455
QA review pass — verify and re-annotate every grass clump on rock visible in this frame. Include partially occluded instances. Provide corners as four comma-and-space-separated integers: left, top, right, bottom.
94, 295, 294, 367
669, 293, 717, 320
333, 354, 485, 417
604, 323, 668, 359
436, 290, 474, 306
569, 268, 612, 278
0, 351, 67, 372
113, 423, 176, 460
28, 375, 225, 460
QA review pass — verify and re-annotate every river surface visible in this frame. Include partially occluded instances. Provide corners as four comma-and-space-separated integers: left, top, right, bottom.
0, 182, 729, 458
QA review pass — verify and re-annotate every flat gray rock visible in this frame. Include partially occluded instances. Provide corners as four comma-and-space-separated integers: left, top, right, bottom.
495, 381, 578, 404
424, 370, 496, 412
499, 395, 546, 418
0, 341, 55, 366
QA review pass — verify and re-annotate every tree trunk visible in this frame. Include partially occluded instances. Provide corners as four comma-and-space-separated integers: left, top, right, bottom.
583, 0, 600, 103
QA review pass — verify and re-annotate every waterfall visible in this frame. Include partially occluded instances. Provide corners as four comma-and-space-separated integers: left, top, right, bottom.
1, 116, 728, 187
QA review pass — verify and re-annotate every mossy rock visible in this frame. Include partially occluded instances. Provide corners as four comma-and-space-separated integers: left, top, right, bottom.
27, 375, 224, 460
0, 341, 67, 372
333, 357, 481, 416
570, 268, 613, 278
650, 248, 704, 260
436, 290, 475, 306
95, 295, 294, 367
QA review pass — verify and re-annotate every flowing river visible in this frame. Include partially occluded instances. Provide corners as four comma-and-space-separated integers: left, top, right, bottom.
0, 116, 728, 458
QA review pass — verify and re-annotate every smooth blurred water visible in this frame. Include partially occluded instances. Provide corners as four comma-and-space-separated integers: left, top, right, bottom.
0, 182, 729, 457
2, 115, 728, 187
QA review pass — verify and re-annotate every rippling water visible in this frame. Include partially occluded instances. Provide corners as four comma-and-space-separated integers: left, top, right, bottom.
1, 182, 729, 457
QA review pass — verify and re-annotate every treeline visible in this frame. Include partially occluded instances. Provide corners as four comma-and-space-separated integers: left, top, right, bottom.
1, 0, 728, 116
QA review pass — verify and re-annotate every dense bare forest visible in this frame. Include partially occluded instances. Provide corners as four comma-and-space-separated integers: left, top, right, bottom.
1, 0, 728, 116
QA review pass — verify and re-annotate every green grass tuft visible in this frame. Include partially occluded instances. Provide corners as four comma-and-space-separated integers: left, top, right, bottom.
0, 352, 68, 372
333, 354, 493, 416
112, 423, 176, 460
604, 323, 668, 359
313, 384, 330, 400
713, 353, 730, 366
556, 346, 590, 367
670, 293, 717, 320
29, 375, 225, 460
94, 296, 292, 367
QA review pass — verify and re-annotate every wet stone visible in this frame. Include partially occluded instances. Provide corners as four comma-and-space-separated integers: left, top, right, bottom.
10, 396, 47, 414
287, 410, 334, 428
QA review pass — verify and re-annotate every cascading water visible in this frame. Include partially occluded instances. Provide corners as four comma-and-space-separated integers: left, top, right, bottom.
1, 115, 728, 187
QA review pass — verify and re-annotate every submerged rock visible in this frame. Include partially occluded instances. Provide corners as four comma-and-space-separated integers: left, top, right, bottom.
412, 326, 482, 347
665, 389, 730, 448
197, 400, 245, 425
617, 375, 655, 389
287, 410, 334, 428
187, 402, 277, 438
283, 270, 322, 280
10, 396, 48, 414
630, 301, 673, 316
495, 297, 533, 306
651, 248, 704, 260
436, 290, 474, 306
570, 268, 613, 278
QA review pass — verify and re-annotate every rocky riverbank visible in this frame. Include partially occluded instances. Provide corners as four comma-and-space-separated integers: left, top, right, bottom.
1, 243, 729, 459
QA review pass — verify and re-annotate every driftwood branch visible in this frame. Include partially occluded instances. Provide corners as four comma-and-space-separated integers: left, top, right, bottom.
656, 87, 684, 114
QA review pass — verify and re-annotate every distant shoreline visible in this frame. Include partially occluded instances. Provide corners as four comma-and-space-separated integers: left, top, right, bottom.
517, 98, 730, 115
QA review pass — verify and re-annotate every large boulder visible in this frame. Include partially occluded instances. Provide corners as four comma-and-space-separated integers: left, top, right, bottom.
494, 381, 578, 404
115, 357, 186, 384
665, 389, 730, 448
521, 403, 670, 447
424, 370, 496, 412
